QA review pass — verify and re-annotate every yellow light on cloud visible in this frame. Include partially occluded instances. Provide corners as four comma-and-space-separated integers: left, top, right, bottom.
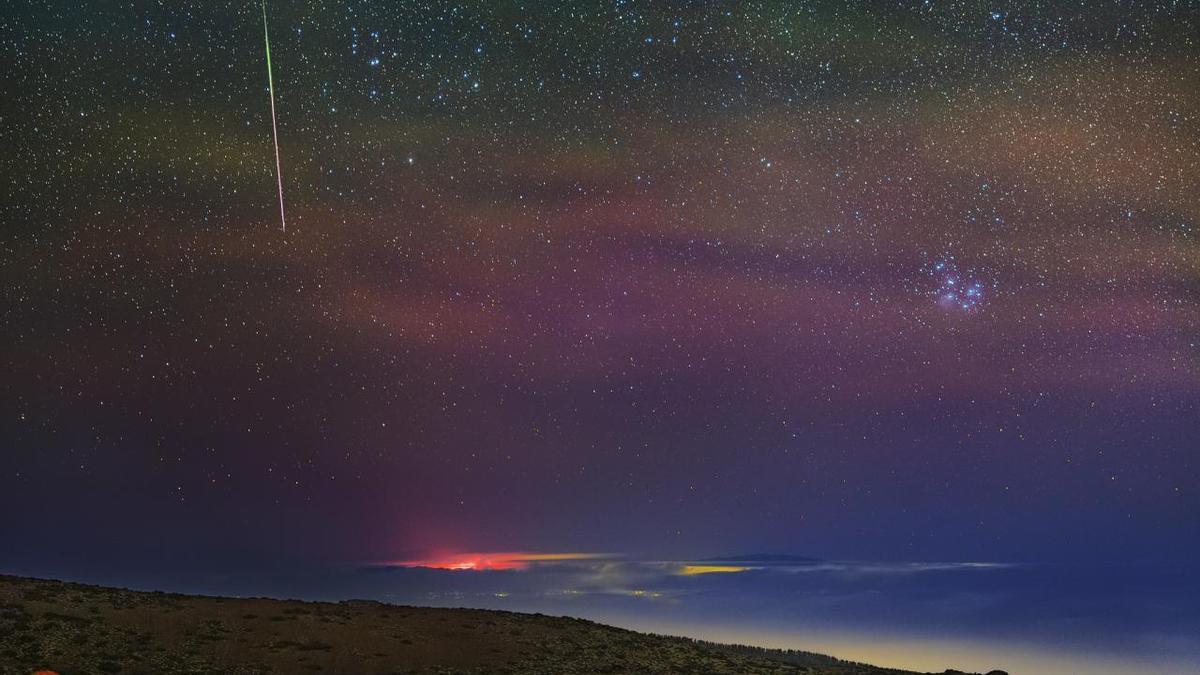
679, 564, 751, 576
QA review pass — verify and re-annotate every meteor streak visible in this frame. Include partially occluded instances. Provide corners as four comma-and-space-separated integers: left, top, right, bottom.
261, 0, 286, 231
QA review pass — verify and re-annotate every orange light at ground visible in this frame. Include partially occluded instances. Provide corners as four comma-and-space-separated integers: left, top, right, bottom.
389, 551, 613, 571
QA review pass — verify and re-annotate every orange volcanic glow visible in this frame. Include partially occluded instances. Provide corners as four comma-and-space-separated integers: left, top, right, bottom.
389, 552, 613, 571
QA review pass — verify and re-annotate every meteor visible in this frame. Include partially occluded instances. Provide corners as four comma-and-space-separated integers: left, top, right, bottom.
261, 0, 286, 231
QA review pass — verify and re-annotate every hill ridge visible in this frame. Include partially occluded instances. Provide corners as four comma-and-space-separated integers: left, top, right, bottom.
0, 575, 1001, 675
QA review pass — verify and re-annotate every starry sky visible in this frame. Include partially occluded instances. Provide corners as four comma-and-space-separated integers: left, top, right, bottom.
2, 0, 1198, 579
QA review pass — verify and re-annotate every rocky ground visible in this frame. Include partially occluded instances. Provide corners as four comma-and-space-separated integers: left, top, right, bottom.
0, 575, 1003, 675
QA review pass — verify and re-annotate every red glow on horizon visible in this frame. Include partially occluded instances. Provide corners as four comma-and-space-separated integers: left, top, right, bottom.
388, 551, 611, 571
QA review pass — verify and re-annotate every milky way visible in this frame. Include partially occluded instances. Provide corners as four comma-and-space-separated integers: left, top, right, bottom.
1, 1, 1197, 574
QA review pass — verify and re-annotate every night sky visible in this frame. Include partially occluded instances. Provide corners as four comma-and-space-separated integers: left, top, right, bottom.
2, 0, 1198, 582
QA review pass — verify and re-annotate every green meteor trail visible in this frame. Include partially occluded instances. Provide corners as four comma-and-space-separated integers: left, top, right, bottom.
262, 0, 286, 232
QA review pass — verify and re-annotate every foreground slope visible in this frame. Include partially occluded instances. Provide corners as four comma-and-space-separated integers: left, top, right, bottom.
0, 575, 995, 674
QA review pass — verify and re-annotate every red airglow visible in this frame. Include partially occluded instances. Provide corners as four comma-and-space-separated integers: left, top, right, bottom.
389, 552, 610, 571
